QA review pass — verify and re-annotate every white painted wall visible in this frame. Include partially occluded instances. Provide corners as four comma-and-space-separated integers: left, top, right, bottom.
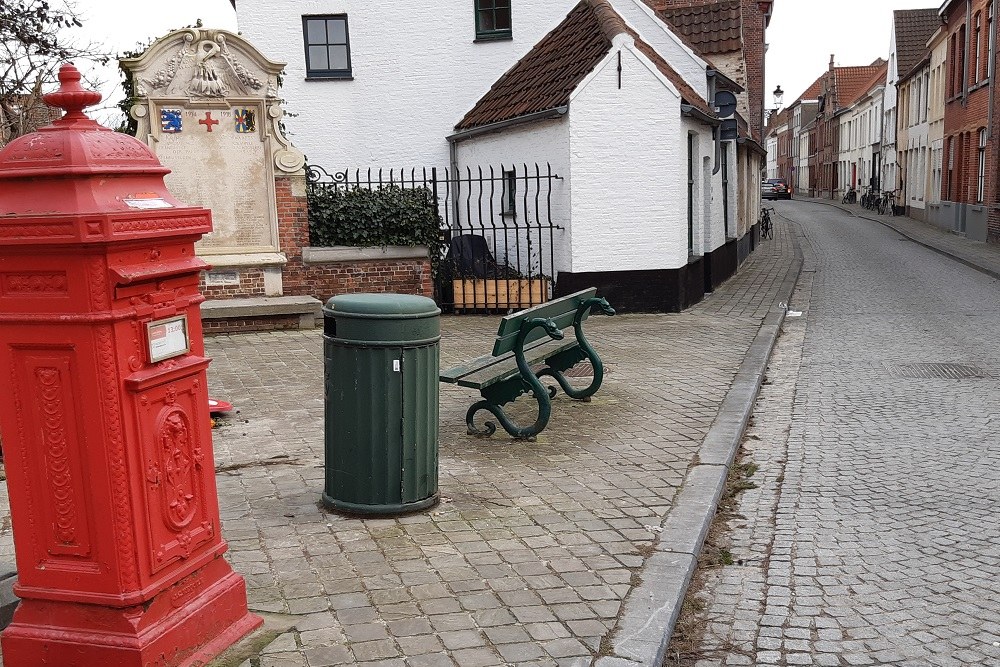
568, 44, 691, 272
609, 0, 711, 100
236, 0, 578, 169
452, 118, 571, 276
882, 25, 899, 193
765, 135, 778, 178
927, 31, 947, 205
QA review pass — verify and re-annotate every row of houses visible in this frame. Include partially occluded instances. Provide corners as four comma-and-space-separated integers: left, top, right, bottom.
232, 0, 775, 312
766, 0, 1000, 244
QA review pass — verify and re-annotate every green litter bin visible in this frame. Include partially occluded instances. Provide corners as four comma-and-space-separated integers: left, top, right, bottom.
322, 293, 440, 515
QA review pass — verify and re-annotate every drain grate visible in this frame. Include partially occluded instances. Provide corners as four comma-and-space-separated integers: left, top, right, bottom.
881, 362, 986, 380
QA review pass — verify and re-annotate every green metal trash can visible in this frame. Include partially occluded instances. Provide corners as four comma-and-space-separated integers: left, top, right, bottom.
322, 293, 440, 516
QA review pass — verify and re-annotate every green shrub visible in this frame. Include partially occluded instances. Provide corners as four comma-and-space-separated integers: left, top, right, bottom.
309, 183, 440, 250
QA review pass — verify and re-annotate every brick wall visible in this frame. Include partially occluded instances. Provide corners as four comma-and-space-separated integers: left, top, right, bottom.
274, 174, 433, 301
741, 0, 767, 143
942, 0, 995, 219
198, 268, 267, 299
295, 259, 433, 303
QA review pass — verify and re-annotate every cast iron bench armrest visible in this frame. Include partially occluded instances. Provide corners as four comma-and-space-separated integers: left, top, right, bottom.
440, 288, 615, 440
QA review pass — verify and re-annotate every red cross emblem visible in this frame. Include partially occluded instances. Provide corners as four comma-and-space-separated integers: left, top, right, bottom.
198, 112, 219, 132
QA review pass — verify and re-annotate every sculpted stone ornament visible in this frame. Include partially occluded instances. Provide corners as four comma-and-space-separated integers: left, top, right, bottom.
140, 29, 264, 99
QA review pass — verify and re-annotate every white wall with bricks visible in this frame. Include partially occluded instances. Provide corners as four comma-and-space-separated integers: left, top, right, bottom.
569, 43, 691, 273
236, 0, 580, 170
452, 118, 572, 277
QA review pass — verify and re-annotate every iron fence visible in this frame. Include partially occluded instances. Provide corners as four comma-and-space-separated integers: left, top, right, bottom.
306, 163, 563, 312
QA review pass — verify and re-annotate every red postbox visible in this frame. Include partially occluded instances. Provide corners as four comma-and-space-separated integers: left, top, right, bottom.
0, 65, 261, 665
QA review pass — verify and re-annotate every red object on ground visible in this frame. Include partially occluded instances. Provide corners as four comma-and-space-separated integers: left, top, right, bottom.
0, 64, 261, 666
209, 397, 234, 413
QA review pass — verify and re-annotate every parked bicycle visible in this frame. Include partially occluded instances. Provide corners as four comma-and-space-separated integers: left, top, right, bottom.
842, 186, 857, 204
760, 206, 774, 240
876, 190, 897, 215
862, 187, 880, 211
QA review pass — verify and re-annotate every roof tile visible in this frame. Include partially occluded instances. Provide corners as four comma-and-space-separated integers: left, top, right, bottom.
894, 8, 940, 80
647, 0, 743, 54
456, 0, 713, 131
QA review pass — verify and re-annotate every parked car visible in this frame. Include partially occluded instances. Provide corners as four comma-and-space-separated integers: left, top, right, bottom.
761, 178, 791, 200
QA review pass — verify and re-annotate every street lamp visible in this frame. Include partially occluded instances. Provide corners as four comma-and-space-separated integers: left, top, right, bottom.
765, 85, 784, 123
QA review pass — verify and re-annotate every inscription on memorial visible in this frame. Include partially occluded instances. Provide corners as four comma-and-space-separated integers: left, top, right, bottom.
155, 104, 275, 252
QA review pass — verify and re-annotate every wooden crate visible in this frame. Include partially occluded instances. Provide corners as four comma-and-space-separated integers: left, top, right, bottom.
452, 279, 549, 310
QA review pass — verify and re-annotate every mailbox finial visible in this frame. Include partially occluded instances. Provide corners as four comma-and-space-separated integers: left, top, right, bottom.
43, 63, 102, 124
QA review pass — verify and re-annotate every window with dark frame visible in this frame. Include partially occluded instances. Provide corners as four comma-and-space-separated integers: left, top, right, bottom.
502, 169, 516, 215
983, 2, 993, 78
303, 15, 352, 78
973, 12, 981, 85
977, 128, 986, 203
475, 0, 512, 40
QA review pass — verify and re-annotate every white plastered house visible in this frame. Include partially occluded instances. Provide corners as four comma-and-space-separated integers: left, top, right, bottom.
234, 0, 763, 311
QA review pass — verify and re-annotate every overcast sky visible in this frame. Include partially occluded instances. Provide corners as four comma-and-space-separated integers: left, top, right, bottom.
72, 0, 237, 124
765, 0, 943, 109
68, 0, 941, 125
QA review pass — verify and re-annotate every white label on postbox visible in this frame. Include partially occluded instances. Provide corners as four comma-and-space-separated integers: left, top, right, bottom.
147, 315, 190, 363
124, 198, 174, 209
393, 360, 401, 372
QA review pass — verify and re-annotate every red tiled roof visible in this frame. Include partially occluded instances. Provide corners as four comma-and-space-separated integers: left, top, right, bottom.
894, 8, 940, 81
845, 62, 888, 107
796, 73, 825, 103
456, 0, 713, 131
647, 0, 743, 55
455, 1, 617, 131
831, 61, 887, 109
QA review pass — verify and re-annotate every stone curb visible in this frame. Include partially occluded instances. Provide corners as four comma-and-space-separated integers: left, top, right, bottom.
811, 199, 1000, 281
600, 227, 805, 667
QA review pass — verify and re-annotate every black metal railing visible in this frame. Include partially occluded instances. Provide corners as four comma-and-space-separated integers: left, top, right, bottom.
306, 163, 563, 312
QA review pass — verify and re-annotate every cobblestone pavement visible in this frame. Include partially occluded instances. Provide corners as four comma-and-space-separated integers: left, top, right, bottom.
169, 225, 793, 667
0, 223, 795, 666
674, 200, 1000, 667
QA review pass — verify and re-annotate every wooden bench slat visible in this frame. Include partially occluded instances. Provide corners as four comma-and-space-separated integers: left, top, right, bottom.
452, 340, 579, 390
491, 288, 597, 356
442, 337, 573, 384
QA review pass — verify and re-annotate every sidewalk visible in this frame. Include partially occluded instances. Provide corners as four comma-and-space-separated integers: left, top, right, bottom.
802, 195, 1000, 280
0, 224, 799, 667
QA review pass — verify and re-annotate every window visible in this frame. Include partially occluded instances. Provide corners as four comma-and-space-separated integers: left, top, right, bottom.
977, 128, 987, 202
947, 136, 955, 199
303, 15, 352, 79
959, 25, 967, 93
475, 0, 512, 41
973, 13, 981, 85
949, 34, 957, 97
989, 3, 995, 79
502, 169, 516, 215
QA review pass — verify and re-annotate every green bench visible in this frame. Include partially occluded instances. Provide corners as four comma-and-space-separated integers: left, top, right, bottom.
440, 288, 615, 440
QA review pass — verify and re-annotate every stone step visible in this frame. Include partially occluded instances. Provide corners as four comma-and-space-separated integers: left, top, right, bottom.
200, 296, 323, 330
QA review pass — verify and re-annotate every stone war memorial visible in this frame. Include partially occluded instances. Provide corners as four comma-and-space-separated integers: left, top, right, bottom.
121, 27, 323, 331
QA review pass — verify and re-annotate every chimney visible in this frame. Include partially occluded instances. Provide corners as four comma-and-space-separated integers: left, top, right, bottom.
829, 54, 835, 71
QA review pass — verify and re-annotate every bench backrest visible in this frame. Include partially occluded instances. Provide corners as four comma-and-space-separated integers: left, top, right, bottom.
491, 288, 598, 357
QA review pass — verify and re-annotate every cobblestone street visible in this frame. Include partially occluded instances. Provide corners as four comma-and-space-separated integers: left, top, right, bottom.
676, 200, 1000, 667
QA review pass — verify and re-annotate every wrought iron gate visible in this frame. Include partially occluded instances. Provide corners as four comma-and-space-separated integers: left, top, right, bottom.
306, 163, 563, 313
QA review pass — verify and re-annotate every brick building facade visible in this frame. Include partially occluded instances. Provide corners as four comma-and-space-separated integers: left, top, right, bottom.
942, 0, 997, 242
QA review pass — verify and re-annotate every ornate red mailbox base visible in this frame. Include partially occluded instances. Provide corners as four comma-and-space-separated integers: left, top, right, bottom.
0, 65, 261, 666
3, 561, 257, 666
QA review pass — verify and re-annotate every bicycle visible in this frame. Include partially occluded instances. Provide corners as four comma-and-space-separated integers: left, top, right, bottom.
842, 186, 857, 204
876, 190, 897, 215
760, 207, 774, 240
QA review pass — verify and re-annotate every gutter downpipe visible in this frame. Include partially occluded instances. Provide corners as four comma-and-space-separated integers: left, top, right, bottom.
707, 71, 722, 176
681, 104, 723, 175
989, 1, 997, 138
